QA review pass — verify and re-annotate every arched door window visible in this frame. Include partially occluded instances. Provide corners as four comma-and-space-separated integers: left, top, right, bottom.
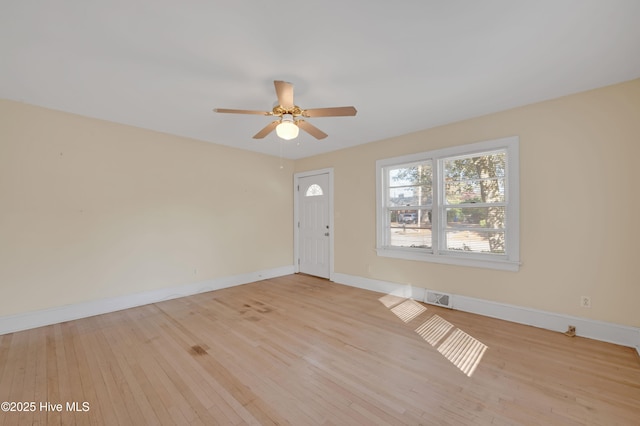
305, 184, 323, 197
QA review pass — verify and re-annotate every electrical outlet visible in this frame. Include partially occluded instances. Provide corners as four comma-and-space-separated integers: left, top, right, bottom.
580, 296, 591, 308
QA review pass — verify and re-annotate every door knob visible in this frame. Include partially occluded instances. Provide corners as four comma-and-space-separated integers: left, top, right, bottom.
324, 232, 330, 236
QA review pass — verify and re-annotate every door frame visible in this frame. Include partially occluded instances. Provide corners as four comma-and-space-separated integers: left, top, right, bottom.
293, 168, 334, 280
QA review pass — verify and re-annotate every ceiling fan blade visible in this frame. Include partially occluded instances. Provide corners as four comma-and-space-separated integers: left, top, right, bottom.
296, 120, 328, 140
214, 108, 271, 115
253, 120, 280, 139
302, 106, 357, 117
274, 80, 294, 109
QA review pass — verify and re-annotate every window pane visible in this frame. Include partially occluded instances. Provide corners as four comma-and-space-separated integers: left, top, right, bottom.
389, 185, 431, 207
445, 178, 505, 204
444, 152, 505, 180
391, 209, 432, 227
444, 151, 505, 205
445, 230, 505, 254
388, 162, 433, 204
446, 207, 505, 229
388, 209, 432, 249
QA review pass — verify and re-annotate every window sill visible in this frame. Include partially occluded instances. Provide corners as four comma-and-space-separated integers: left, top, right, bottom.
376, 247, 520, 272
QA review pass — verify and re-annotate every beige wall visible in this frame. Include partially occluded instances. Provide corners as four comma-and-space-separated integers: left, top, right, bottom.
296, 79, 640, 328
2, 79, 638, 328
0, 100, 294, 316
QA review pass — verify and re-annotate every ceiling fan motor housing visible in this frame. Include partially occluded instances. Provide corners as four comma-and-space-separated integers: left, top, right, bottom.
273, 105, 303, 117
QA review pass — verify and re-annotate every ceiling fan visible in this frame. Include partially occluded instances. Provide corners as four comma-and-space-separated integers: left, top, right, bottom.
214, 80, 357, 140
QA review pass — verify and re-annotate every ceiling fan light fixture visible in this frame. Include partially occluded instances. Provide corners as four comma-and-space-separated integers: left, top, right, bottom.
276, 114, 299, 140
214, 80, 356, 140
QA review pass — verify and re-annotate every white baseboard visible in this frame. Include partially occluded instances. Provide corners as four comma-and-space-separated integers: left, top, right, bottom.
331, 273, 427, 301
0, 265, 295, 335
332, 273, 640, 352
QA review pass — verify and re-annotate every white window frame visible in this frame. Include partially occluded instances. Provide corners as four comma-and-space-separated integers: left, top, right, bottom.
376, 136, 520, 271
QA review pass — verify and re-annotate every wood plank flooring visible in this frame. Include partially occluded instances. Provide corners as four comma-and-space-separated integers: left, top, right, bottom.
1, 274, 639, 425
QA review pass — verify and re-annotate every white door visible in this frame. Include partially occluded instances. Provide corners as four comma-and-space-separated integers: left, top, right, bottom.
298, 173, 330, 278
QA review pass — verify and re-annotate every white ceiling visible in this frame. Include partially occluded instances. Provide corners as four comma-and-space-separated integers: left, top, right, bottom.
2, 1, 639, 160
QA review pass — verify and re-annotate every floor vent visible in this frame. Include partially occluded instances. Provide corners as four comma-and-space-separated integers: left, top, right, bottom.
425, 291, 452, 308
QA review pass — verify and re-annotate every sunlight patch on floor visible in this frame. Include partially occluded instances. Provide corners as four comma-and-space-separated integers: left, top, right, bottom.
378, 294, 407, 308
415, 314, 454, 346
437, 328, 488, 377
391, 299, 427, 323
379, 292, 488, 377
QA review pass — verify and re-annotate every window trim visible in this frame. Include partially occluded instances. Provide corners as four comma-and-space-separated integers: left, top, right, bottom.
376, 136, 520, 271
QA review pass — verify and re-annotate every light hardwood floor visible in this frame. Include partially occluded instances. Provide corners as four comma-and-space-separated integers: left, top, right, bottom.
1, 274, 639, 425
